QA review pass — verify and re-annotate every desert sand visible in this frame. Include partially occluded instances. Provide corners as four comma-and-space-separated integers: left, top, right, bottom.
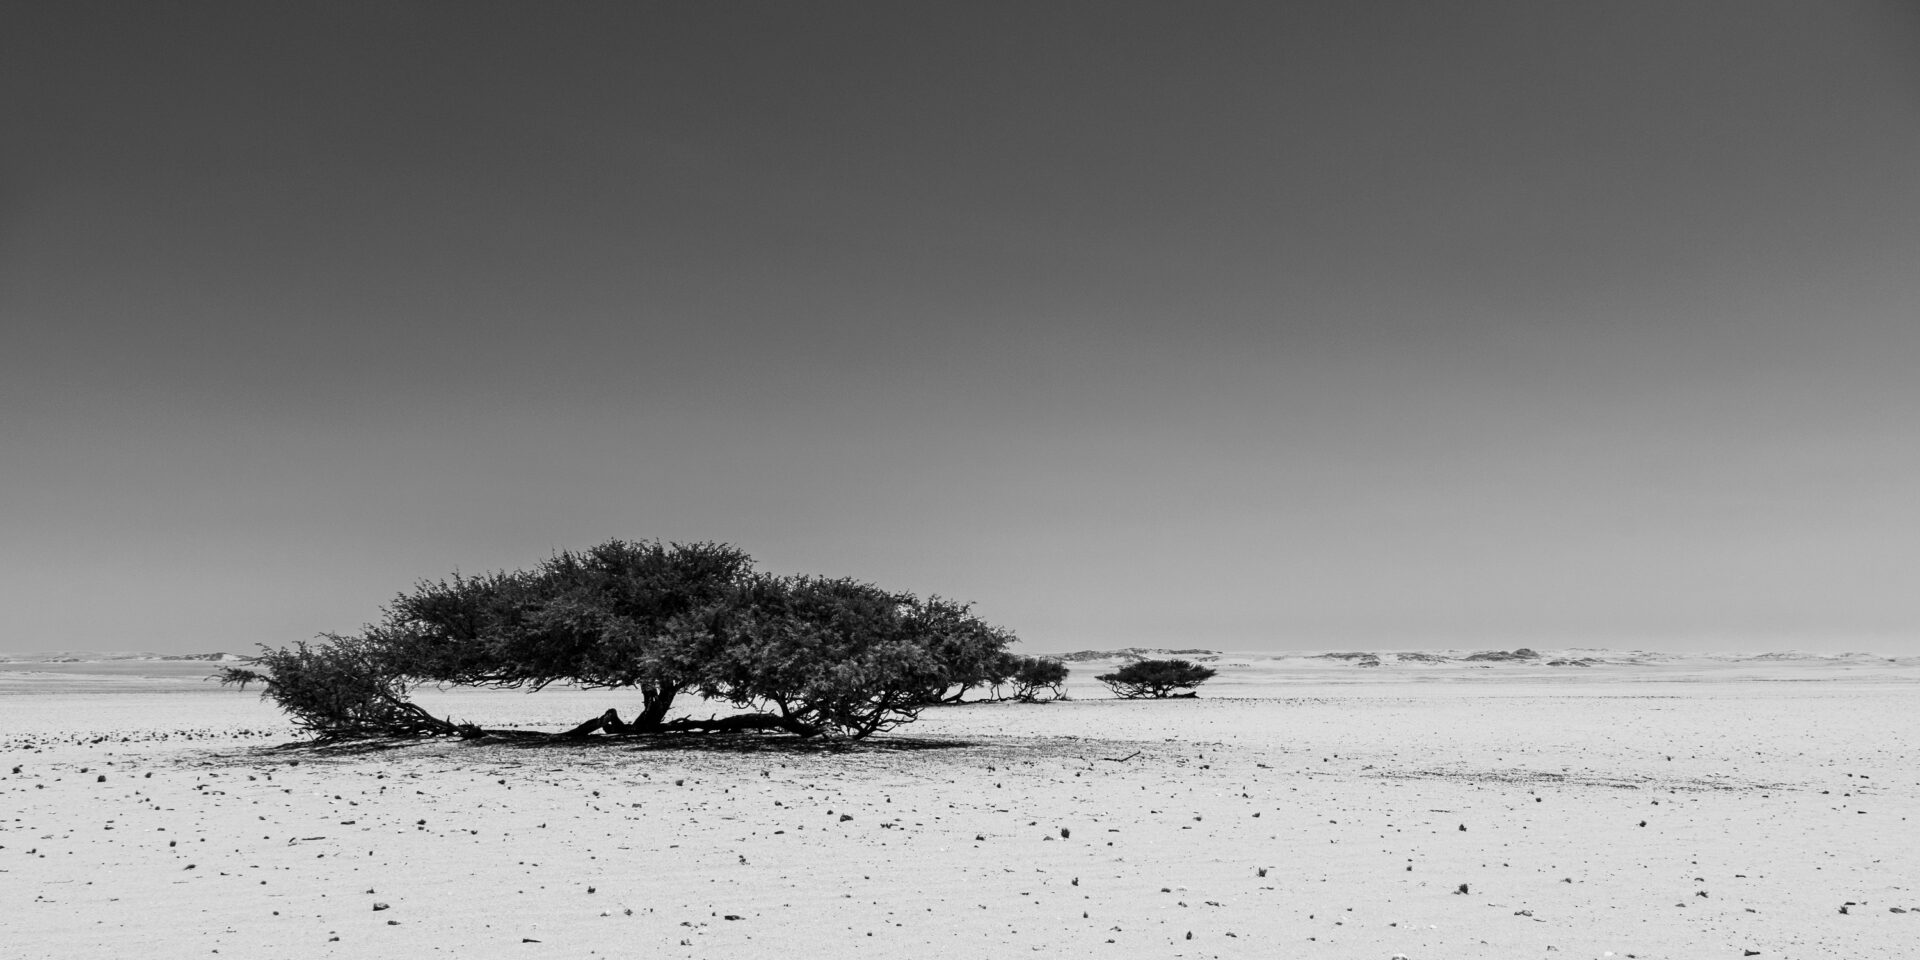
3, 650, 1917, 959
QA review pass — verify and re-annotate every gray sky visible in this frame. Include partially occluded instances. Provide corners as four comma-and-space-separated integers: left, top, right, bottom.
4, 1, 1918, 656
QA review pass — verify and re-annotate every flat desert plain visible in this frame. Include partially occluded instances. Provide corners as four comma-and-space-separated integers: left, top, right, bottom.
3, 651, 1917, 959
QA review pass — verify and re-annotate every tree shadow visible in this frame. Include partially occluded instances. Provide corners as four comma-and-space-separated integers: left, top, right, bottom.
614, 733, 971, 755
244, 730, 975, 759
487, 731, 975, 755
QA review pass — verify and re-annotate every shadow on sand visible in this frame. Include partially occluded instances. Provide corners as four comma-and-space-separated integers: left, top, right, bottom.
244, 730, 975, 759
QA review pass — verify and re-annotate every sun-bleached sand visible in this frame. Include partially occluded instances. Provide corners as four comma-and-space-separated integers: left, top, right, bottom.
3, 652, 1917, 959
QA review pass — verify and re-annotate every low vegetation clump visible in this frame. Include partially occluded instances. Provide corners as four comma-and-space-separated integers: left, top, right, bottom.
222, 539, 1059, 742
1096, 658, 1217, 699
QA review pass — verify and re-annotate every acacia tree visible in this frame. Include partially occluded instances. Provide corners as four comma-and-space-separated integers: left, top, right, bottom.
221, 540, 1023, 742
1006, 655, 1070, 702
1096, 658, 1216, 699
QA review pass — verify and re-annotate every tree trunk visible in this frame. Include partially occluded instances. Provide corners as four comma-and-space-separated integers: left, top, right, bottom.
653, 713, 820, 737
633, 683, 678, 730
554, 708, 622, 739
539, 706, 822, 740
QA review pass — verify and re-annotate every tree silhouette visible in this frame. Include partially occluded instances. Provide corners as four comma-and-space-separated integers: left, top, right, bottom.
221, 540, 1021, 741
1095, 658, 1216, 699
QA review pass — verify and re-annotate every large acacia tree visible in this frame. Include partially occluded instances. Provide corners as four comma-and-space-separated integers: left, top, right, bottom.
222, 540, 1026, 742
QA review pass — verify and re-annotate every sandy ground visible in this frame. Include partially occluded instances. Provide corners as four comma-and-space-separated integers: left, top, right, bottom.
2, 655, 1917, 959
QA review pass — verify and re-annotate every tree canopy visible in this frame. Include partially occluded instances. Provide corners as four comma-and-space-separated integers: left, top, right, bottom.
223, 539, 1049, 741
1007, 655, 1070, 702
1095, 658, 1217, 699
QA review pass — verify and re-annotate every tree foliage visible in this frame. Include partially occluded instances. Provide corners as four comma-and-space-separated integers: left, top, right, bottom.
912, 612, 1020, 704
366, 540, 754, 729
1095, 658, 1217, 699
219, 635, 466, 740
221, 540, 1028, 742
684, 575, 948, 738
1006, 655, 1070, 702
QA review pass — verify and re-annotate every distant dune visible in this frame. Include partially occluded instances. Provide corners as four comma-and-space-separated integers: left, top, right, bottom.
1, 651, 241, 663
1054, 647, 1220, 662
1039, 647, 1915, 668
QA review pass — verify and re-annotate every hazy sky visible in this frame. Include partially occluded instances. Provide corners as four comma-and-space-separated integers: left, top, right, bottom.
4, 1, 1918, 656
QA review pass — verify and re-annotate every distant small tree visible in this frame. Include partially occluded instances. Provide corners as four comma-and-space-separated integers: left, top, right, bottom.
1006, 656, 1069, 702
1096, 658, 1216, 699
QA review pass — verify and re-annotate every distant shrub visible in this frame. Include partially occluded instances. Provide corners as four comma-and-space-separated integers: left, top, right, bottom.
1007, 656, 1069, 702
1096, 658, 1216, 699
